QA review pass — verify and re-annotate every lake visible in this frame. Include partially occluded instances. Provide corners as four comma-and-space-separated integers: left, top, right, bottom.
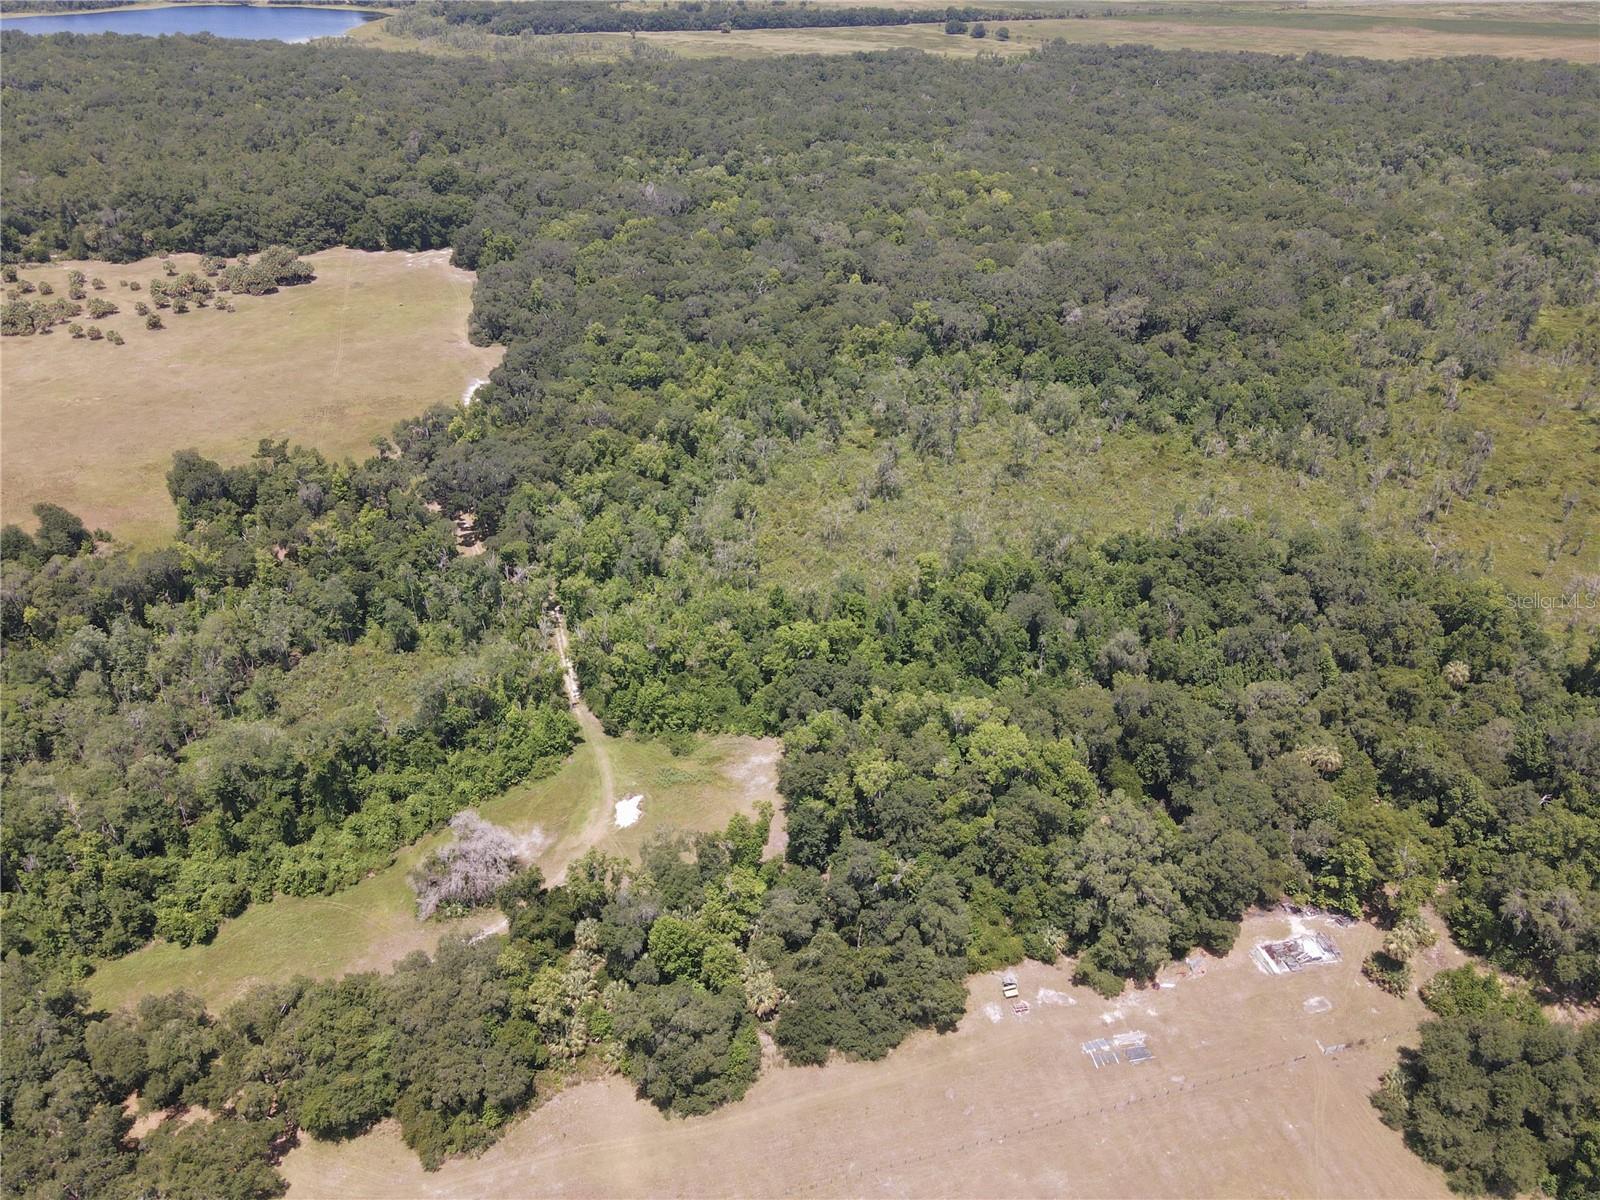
1, 4, 379, 42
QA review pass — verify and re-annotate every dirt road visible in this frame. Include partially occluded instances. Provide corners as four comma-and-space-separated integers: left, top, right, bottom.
548, 607, 616, 882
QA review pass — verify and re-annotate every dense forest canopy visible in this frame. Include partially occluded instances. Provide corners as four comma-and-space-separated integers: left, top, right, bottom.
1, 29, 1597, 1200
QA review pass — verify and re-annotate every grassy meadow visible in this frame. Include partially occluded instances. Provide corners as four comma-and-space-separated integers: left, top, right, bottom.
754, 309, 1600, 649
88, 730, 781, 1012
1, 247, 500, 545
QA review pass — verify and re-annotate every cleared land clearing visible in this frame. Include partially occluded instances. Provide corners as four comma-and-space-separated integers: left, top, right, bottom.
600, 5, 1596, 62
281, 912, 1457, 1199
1, 247, 500, 545
88, 730, 783, 1013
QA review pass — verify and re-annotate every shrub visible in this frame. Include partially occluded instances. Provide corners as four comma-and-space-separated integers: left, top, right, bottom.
221, 245, 315, 295
409, 812, 522, 920
1363, 950, 1411, 995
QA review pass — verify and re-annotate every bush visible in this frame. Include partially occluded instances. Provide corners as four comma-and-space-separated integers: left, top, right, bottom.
1362, 950, 1411, 995
409, 812, 522, 920
221, 245, 315, 296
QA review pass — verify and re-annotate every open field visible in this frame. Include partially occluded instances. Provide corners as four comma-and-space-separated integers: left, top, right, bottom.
753, 310, 1600, 649
754, 421, 1352, 583
281, 911, 1459, 1199
88, 729, 783, 1012
1, 247, 499, 545
586, 4, 1598, 63
1408, 339, 1600, 646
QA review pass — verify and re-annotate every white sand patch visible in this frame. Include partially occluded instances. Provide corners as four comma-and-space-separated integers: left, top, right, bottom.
462, 377, 488, 406
614, 794, 644, 829
982, 1002, 1003, 1024
1035, 988, 1077, 1007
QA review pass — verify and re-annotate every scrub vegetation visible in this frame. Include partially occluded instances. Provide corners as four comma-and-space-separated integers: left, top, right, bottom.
1, 25, 1596, 1200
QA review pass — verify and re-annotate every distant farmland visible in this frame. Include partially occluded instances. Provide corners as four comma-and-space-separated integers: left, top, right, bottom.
353, 2, 1600, 65
616, 13, 1599, 65
1, 247, 501, 545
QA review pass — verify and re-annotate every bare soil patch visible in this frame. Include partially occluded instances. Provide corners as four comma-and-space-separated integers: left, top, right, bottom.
1, 248, 501, 544
280, 912, 1456, 1199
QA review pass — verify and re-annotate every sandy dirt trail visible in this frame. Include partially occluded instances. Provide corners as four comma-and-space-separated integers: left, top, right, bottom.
547, 607, 617, 882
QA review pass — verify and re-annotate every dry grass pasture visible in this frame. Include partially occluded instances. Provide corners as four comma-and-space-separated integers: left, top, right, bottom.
88, 730, 783, 1013
1, 247, 500, 545
281, 911, 1458, 1200
587, 3, 1598, 63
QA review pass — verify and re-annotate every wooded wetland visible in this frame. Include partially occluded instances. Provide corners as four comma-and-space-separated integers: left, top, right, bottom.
1, 13, 1597, 1200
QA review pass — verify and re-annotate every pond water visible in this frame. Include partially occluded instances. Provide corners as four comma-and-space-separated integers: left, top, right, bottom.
2, 4, 379, 42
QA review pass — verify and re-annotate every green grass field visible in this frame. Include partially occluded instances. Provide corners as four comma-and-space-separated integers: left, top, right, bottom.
1, 247, 500, 546
754, 421, 1348, 583
1410, 325, 1600, 648
88, 730, 781, 1012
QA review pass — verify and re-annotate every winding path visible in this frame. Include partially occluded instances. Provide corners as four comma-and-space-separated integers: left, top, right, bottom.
548, 605, 616, 881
